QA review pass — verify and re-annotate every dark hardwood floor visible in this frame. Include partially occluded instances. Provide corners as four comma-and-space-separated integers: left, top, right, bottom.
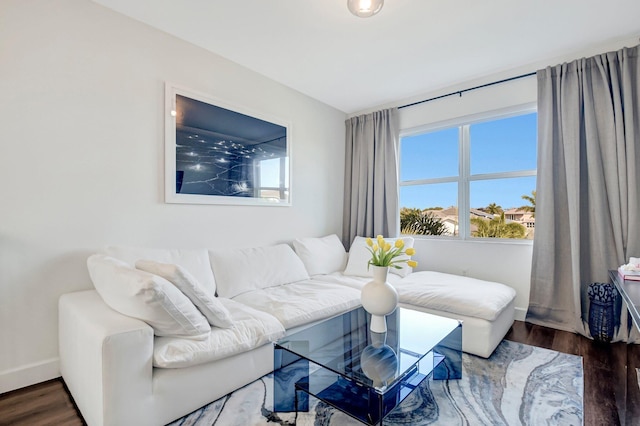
0, 320, 638, 425
0, 378, 84, 426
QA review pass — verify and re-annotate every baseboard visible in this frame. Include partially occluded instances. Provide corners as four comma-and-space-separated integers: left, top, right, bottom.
514, 307, 527, 322
0, 358, 60, 394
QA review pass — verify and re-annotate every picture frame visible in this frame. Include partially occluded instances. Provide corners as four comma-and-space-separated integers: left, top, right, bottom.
164, 83, 292, 206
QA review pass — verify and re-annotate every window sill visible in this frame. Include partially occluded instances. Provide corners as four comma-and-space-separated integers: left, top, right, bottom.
406, 234, 534, 246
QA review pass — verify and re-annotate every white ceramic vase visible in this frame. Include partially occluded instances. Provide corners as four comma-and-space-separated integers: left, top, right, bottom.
361, 265, 399, 333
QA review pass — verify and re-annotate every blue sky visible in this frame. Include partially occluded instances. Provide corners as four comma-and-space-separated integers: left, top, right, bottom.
400, 113, 537, 210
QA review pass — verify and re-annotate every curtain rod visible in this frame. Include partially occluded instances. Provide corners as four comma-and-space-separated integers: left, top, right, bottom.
398, 71, 537, 109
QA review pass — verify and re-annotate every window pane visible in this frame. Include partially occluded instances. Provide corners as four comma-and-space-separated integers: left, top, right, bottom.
470, 113, 537, 175
399, 183, 458, 236
259, 158, 281, 187
469, 177, 536, 239
400, 128, 458, 181
258, 157, 288, 201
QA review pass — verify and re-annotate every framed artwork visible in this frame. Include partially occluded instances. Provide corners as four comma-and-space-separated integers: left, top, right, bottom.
165, 83, 292, 206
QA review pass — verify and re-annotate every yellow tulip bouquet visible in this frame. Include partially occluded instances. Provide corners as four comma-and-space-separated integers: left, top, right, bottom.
365, 235, 417, 270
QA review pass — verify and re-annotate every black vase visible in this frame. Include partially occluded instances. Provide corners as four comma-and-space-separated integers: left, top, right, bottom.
587, 282, 617, 343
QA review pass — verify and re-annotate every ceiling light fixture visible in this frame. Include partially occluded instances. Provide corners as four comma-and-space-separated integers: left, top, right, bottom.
347, 0, 384, 18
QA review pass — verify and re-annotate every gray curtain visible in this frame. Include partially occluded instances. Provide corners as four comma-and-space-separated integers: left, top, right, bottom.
343, 108, 400, 247
527, 45, 640, 338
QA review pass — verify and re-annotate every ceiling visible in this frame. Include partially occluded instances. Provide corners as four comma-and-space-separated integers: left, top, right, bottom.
92, 0, 640, 114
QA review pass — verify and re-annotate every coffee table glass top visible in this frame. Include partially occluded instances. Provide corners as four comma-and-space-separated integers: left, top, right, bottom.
275, 306, 461, 393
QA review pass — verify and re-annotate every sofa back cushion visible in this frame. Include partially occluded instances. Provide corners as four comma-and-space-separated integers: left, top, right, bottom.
104, 246, 216, 294
209, 244, 310, 299
135, 260, 233, 329
292, 234, 348, 276
87, 254, 211, 339
344, 236, 415, 278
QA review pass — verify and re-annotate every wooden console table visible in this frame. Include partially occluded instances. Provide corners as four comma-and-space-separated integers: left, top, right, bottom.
609, 270, 640, 330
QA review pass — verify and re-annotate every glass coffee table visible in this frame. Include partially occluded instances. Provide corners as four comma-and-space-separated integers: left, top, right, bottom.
273, 307, 462, 425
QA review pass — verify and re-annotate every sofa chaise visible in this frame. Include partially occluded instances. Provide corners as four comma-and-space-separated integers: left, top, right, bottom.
58, 234, 516, 425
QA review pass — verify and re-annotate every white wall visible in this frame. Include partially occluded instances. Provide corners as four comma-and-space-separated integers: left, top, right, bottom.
0, 0, 346, 393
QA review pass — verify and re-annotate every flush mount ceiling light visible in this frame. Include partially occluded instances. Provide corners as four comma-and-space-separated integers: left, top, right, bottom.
347, 0, 384, 18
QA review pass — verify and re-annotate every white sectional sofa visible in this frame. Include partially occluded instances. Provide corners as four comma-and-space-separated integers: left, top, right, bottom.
58, 234, 516, 426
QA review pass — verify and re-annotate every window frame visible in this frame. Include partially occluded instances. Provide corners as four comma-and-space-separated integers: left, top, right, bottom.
255, 156, 289, 201
399, 103, 537, 242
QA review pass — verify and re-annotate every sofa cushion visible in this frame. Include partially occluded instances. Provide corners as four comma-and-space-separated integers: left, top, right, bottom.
87, 254, 211, 339
152, 298, 285, 368
292, 234, 348, 276
232, 279, 361, 329
344, 236, 415, 278
209, 244, 310, 299
310, 271, 403, 290
395, 271, 517, 321
135, 260, 233, 329
104, 246, 217, 295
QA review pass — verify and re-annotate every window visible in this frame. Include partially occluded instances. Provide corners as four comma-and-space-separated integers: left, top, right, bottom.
399, 111, 537, 240
257, 157, 289, 201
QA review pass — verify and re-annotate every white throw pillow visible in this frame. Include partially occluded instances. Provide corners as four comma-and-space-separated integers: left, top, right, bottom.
292, 234, 348, 276
209, 244, 310, 299
87, 254, 210, 339
343, 236, 415, 278
104, 246, 217, 295
135, 259, 233, 329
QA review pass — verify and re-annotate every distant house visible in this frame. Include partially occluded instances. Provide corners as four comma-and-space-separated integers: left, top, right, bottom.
470, 208, 495, 220
505, 208, 535, 226
505, 208, 535, 238
422, 206, 535, 239
424, 207, 459, 235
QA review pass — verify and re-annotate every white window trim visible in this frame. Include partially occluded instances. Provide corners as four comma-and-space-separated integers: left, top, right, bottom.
399, 102, 537, 241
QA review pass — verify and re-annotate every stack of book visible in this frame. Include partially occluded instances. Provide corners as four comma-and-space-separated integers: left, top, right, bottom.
618, 269, 640, 281
619, 257, 640, 281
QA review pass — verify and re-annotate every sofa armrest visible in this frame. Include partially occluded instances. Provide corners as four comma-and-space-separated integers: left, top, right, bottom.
59, 290, 154, 426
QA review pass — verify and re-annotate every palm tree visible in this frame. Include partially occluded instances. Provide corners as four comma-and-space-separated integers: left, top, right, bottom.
400, 207, 449, 236
485, 203, 503, 215
520, 190, 536, 217
471, 212, 526, 239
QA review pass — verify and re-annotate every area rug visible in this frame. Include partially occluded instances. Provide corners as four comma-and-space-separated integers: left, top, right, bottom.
168, 340, 583, 425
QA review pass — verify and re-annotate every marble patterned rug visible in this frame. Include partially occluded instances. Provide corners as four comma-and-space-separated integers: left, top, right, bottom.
168, 340, 583, 426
